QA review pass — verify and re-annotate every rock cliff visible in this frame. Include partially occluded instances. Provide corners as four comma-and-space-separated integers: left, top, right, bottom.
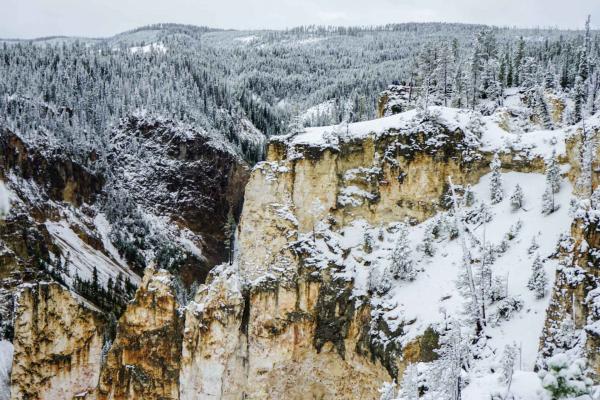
10, 283, 106, 400
7, 107, 600, 399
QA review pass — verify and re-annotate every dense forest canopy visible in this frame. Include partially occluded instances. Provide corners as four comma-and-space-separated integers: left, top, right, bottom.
0, 21, 599, 166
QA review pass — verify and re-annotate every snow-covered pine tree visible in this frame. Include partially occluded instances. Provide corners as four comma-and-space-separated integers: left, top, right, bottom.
545, 150, 561, 194
223, 209, 236, 265
421, 222, 436, 257
527, 255, 548, 298
287, 115, 305, 135
448, 177, 483, 331
398, 364, 419, 400
390, 223, 416, 281
528, 235, 540, 254
489, 153, 503, 204
573, 76, 586, 123
431, 321, 471, 400
500, 343, 518, 386
541, 185, 557, 215
510, 184, 524, 210
577, 121, 596, 198
540, 353, 593, 399
463, 184, 475, 207
534, 87, 553, 129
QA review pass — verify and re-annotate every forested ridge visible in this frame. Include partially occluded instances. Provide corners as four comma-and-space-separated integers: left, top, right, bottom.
0, 21, 598, 167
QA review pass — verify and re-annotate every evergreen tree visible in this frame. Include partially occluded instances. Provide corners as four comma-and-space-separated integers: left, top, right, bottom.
541, 185, 557, 215
500, 343, 518, 386
398, 364, 419, 400
528, 235, 540, 254
421, 222, 436, 257
489, 153, 503, 204
510, 184, 524, 210
577, 123, 596, 197
527, 255, 548, 298
573, 76, 586, 122
223, 209, 237, 265
513, 36, 525, 86
390, 223, 416, 281
534, 87, 553, 129
545, 150, 561, 193
432, 321, 471, 400
91, 266, 99, 296
540, 354, 593, 399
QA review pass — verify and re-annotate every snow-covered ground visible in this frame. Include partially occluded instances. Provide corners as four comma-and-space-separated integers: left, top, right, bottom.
303, 169, 574, 399
285, 106, 576, 162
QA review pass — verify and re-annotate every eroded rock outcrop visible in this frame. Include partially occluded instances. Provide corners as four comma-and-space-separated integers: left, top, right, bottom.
9, 109, 586, 399
97, 268, 182, 400
178, 117, 493, 399
10, 283, 106, 400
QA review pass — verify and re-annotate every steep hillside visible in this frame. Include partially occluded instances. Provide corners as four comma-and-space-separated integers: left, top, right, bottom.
5, 103, 600, 399
0, 113, 251, 399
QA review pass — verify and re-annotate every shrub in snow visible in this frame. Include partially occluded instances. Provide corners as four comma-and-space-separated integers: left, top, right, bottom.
510, 184, 524, 210
489, 153, 503, 204
504, 220, 523, 241
368, 266, 392, 295
591, 188, 600, 210
539, 354, 592, 399
441, 214, 459, 240
390, 223, 416, 281
490, 296, 524, 326
465, 203, 492, 225
527, 255, 548, 299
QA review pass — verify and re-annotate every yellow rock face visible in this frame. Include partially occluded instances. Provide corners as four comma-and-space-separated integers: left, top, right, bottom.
12, 122, 569, 400
11, 283, 106, 400
97, 268, 182, 400
180, 128, 495, 399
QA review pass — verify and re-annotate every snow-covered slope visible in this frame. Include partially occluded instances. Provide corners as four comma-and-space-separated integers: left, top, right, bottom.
299, 169, 572, 399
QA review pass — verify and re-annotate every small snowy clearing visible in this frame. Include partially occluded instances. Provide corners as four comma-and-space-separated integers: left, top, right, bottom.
129, 42, 167, 54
